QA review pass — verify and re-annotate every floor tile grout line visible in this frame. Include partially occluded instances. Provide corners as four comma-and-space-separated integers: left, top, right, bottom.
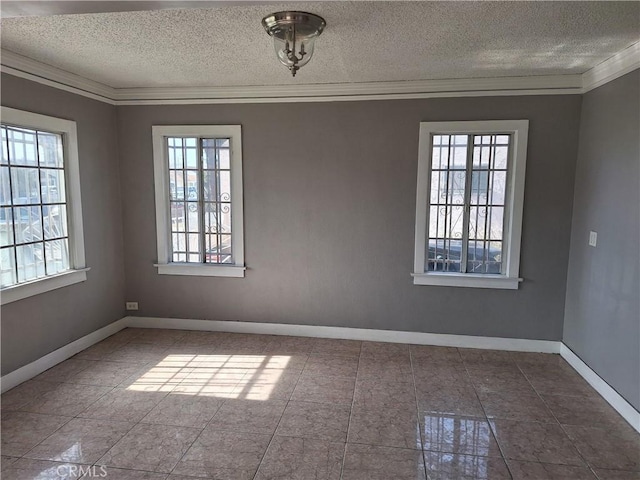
249, 342, 315, 480
13, 330, 160, 468
459, 351, 515, 480
516, 360, 600, 478
97, 330, 247, 476
5, 332, 636, 478
92, 330, 248, 476
408, 344, 430, 480
163, 338, 263, 478
78, 330, 213, 474
18, 383, 122, 464
338, 340, 362, 480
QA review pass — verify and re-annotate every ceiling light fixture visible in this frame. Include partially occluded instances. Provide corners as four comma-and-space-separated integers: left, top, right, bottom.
262, 11, 326, 77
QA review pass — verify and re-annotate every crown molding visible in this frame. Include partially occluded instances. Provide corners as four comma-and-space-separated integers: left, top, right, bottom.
582, 42, 640, 93
110, 75, 582, 104
1, 50, 116, 104
2, 44, 638, 105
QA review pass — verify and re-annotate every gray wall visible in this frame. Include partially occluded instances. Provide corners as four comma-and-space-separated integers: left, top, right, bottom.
118, 95, 581, 341
0, 73, 126, 375
563, 70, 640, 409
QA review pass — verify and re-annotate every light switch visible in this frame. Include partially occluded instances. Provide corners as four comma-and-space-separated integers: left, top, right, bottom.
589, 231, 597, 247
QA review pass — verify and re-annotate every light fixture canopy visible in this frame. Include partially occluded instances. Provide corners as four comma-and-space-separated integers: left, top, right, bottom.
262, 11, 326, 77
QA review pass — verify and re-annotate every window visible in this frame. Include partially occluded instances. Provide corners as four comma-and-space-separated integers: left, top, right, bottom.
152, 125, 245, 277
413, 120, 528, 289
0, 107, 87, 304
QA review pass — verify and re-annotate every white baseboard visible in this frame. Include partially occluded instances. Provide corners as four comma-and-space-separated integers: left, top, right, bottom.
0, 317, 129, 393
4, 315, 638, 435
125, 316, 560, 353
560, 343, 640, 433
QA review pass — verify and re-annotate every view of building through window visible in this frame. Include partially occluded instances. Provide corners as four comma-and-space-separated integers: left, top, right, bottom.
167, 137, 233, 264
0, 125, 69, 287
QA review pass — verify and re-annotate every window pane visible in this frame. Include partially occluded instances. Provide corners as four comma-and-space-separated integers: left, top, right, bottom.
433, 135, 467, 170
202, 146, 215, 169
468, 207, 486, 241
1, 127, 7, 165
432, 144, 446, 170
187, 233, 200, 258
13, 206, 42, 244
170, 171, 185, 200
37, 132, 64, 168
43, 204, 68, 240
166, 135, 235, 266
8, 128, 38, 166
171, 202, 186, 232
1, 119, 74, 288
11, 167, 41, 204
468, 240, 502, 274
431, 170, 467, 206
185, 146, 198, 169
16, 241, 45, 282
218, 148, 230, 169
469, 171, 489, 206
173, 252, 186, 262
187, 203, 199, 232
0, 247, 16, 287
489, 207, 504, 240
219, 203, 232, 233
206, 233, 233, 264
185, 171, 199, 200
172, 233, 186, 255
45, 238, 69, 274
40, 169, 66, 204
205, 202, 232, 235
204, 203, 218, 234
489, 171, 507, 205
494, 145, 509, 169
428, 205, 442, 238
427, 238, 461, 272
219, 171, 231, 202
429, 202, 465, 242
0, 208, 13, 247
0, 167, 10, 206
202, 171, 216, 201
168, 138, 184, 169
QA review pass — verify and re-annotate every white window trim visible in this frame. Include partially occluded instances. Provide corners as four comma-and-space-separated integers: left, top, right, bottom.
0, 107, 87, 305
413, 120, 529, 289
152, 125, 245, 277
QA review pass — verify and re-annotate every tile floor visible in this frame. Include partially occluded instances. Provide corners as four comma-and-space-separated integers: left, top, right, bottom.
1, 328, 639, 479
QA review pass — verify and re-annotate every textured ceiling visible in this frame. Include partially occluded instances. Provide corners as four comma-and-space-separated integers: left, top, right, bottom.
1, 1, 639, 88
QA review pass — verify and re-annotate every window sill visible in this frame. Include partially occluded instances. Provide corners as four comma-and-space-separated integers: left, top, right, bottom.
0, 268, 90, 305
411, 272, 522, 289
155, 263, 246, 278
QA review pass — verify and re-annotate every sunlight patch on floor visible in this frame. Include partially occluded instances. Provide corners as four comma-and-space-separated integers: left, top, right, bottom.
124, 354, 289, 400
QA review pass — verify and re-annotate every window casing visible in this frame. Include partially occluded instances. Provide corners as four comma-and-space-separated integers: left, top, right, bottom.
0, 107, 87, 304
152, 125, 245, 277
413, 120, 528, 289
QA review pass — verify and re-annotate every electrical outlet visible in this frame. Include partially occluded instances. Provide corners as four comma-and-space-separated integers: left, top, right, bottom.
126, 302, 139, 311
589, 231, 597, 247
